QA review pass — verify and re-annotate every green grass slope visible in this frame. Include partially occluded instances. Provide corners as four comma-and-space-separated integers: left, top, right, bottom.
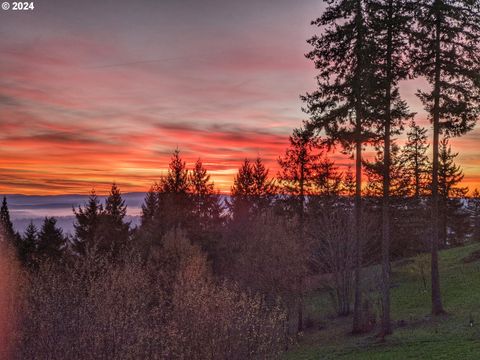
286, 243, 480, 360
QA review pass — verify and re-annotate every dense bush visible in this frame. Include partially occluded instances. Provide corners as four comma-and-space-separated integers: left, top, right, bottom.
9, 233, 287, 359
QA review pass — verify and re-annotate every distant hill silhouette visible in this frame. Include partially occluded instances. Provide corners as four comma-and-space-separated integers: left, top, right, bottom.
1, 193, 146, 234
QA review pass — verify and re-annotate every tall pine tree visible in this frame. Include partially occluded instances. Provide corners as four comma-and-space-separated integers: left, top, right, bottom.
302, 0, 379, 332
365, 143, 410, 198
19, 222, 38, 268
141, 184, 159, 227
438, 138, 469, 247
412, 0, 480, 315
229, 157, 275, 221
138, 183, 160, 247
188, 158, 224, 261
401, 120, 431, 198
161, 149, 190, 194
367, 0, 414, 335
394, 121, 432, 259
251, 157, 276, 213
278, 128, 320, 221
278, 129, 321, 332
314, 157, 343, 197
189, 158, 223, 232
139, 150, 192, 251
96, 183, 130, 259
0, 197, 16, 244
229, 159, 255, 223
158, 149, 191, 233
72, 189, 103, 256
37, 217, 66, 263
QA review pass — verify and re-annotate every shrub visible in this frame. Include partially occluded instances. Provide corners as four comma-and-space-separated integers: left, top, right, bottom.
15, 232, 287, 359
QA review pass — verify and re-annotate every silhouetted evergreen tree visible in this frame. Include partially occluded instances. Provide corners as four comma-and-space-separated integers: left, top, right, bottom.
0, 196, 16, 243
229, 157, 274, 221
37, 217, 66, 263
96, 183, 130, 259
228, 159, 255, 223
252, 157, 276, 212
383, 121, 432, 259
189, 158, 223, 231
278, 129, 319, 195
232, 159, 255, 195
278, 130, 322, 332
438, 138, 469, 247
141, 185, 158, 226
367, 0, 415, 334
365, 143, 429, 259
158, 149, 191, 232
190, 159, 214, 204
188, 158, 224, 262
72, 189, 103, 256
138, 184, 160, 247
161, 149, 190, 194
365, 143, 409, 198
138, 149, 193, 255
412, 0, 480, 315
342, 167, 356, 197
401, 120, 431, 198
222, 158, 275, 286
19, 222, 38, 268
302, 0, 380, 332
314, 158, 343, 198
278, 128, 321, 228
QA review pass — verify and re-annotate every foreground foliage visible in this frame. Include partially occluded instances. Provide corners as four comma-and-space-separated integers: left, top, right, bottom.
9, 232, 287, 360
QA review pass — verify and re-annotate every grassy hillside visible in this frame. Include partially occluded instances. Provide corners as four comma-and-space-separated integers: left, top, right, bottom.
286, 243, 480, 359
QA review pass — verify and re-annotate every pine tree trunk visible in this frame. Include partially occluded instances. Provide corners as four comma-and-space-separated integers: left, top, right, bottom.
431, 1, 445, 315
352, 0, 364, 334
352, 135, 363, 333
380, 113, 392, 336
380, 0, 394, 338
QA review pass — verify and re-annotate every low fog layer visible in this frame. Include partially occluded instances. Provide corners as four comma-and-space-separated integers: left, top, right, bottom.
3, 193, 145, 234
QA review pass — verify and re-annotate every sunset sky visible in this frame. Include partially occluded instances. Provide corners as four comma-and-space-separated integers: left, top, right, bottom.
1, 0, 479, 195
